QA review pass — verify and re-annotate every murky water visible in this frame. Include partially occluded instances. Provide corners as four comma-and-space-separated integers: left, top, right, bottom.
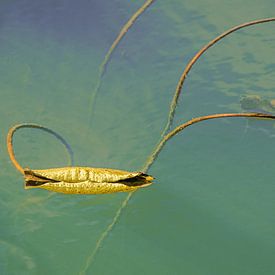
1, 1, 275, 274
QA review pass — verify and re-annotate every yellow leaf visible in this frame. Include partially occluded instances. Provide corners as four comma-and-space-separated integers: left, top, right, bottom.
24, 167, 154, 194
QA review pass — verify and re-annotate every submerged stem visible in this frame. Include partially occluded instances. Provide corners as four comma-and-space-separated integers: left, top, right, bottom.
80, 111, 275, 274
87, 0, 155, 132
79, 192, 133, 275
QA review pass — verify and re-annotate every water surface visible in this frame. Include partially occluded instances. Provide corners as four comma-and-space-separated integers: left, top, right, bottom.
1, 1, 275, 274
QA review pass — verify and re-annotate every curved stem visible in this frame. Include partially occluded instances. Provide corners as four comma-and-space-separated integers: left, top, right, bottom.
144, 112, 275, 171
7, 123, 74, 174
162, 17, 275, 135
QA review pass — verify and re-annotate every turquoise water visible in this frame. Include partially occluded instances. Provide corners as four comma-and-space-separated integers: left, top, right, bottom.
1, 1, 275, 274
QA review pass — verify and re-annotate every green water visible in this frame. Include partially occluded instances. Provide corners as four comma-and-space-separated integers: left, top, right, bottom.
1, 1, 275, 274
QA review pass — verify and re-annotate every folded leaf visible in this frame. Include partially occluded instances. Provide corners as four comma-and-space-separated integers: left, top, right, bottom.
24, 167, 154, 194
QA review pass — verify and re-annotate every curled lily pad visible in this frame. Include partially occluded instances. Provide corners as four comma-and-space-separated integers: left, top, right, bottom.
24, 167, 154, 194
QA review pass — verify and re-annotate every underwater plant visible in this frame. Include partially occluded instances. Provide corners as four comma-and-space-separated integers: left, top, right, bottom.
79, 16, 275, 274
8, 116, 275, 273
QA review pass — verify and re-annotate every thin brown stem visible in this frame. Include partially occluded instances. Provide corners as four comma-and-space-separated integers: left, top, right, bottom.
7, 123, 74, 174
143, 112, 275, 172
162, 17, 275, 135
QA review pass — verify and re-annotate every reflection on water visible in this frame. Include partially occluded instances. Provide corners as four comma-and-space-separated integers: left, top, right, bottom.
1, 0, 275, 274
